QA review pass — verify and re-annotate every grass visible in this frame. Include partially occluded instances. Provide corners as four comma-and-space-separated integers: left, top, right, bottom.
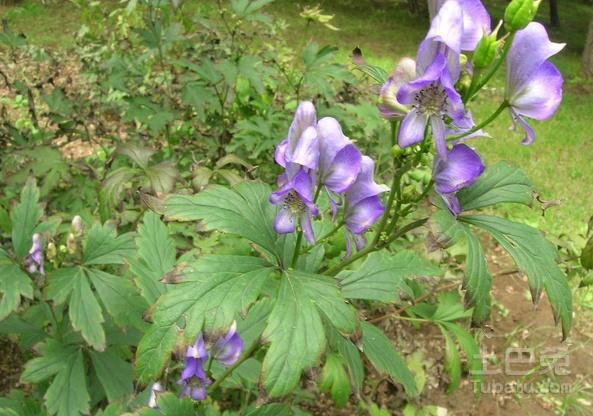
1, 0, 592, 236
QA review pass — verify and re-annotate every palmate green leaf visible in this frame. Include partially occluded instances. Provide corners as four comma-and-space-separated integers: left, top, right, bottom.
429, 211, 492, 325
136, 255, 273, 382
83, 223, 136, 265
439, 326, 461, 394
463, 215, 572, 339
325, 322, 364, 391
443, 322, 483, 392
128, 212, 174, 303
10, 181, 42, 260
70, 270, 106, 351
337, 251, 441, 302
0, 249, 34, 320
134, 325, 177, 384
145, 161, 178, 194
162, 182, 277, 255
244, 403, 292, 416
22, 340, 90, 416
457, 162, 533, 211
262, 270, 356, 396
0, 390, 47, 416
87, 269, 147, 329
237, 298, 274, 348
319, 353, 352, 407
462, 230, 492, 325
45, 349, 90, 416
360, 321, 418, 397
89, 349, 133, 402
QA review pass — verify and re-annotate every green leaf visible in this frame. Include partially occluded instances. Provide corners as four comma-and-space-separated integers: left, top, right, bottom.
83, 224, 135, 265
46, 267, 82, 304
134, 325, 177, 384
70, 271, 106, 350
21, 339, 78, 383
0, 250, 33, 320
457, 162, 533, 211
463, 215, 572, 339
10, 181, 42, 260
262, 270, 356, 396
439, 326, 461, 394
153, 255, 273, 341
44, 349, 90, 416
162, 182, 278, 255
319, 353, 351, 407
87, 269, 147, 329
129, 212, 175, 303
90, 349, 133, 402
462, 229, 492, 325
145, 161, 178, 194
237, 298, 274, 348
244, 404, 292, 416
360, 321, 418, 396
443, 322, 483, 392
325, 323, 364, 391
153, 393, 195, 416
337, 251, 440, 302
581, 235, 593, 270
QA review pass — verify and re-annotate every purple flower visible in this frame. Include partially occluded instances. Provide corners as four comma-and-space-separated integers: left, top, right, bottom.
270, 168, 319, 245
210, 321, 244, 367
505, 22, 565, 145
378, 57, 416, 120
274, 101, 319, 172
178, 334, 209, 401
418, 0, 464, 80
397, 53, 465, 157
344, 156, 387, 254
25, 233, 44, 276
428, 0, 491, 52
433, 144, 485, 216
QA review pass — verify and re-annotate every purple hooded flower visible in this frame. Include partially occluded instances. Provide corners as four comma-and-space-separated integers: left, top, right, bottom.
274, 101, 319, 173
210, 321, 244, 367
344, 156, 388, 254
433, 144, 485, 216
378, 57, 416, 120
428, 0, 491, 52
418, 0, 464, 80
178, 334, 210, 401
397, 53, 465, 157
25, 233, 44, 276
270, 168, 319, 245
505, 22, 565, 145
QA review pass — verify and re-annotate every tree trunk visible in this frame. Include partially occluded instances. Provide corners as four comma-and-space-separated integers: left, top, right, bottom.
549, 0, 560, 27
583, 18, 593, 78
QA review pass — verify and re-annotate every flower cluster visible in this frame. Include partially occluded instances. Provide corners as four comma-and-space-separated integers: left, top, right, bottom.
176, 323, 243, 402
270, 102, 387, 252
377, 0, 563, 216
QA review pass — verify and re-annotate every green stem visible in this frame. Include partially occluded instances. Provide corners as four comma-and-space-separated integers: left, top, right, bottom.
291, 186, 322, 268
447, 100, 509, 142
209, 341, 259, 391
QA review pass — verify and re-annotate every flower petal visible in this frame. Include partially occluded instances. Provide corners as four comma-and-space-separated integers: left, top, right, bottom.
212, 322, 244, 366
398, 109, 429, 148
345, 196, 385, 235
287, 101, 316, 152
441, 192, 462, 217
323, 144, 362, 193
506, 22, 565, 95
287, 126, 319, 170
430, 116, 448, 158
458, 0, 491, 50
274, 207, 296, 234
274, 139, 288, 168
433, 144, 485, 193
345, 156, 387, 208
510, 61, 563, 121
300, 211, 316, 245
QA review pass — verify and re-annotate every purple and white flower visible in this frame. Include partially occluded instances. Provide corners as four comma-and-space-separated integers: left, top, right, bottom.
379, 57, 416, 120
210, 321, 244, 367
148, 382, 163, 409
178, 334, 209, 401
433, 144, 485, 216
505, 22, 565, 144
344, 156, 388, 254
25, 233, 44, 276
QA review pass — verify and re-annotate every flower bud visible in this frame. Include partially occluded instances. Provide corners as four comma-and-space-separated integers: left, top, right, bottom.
67, 233, 77, 254
504, 0, 541, 32
71, 215, 83, 236
47, 242, 57, 260
390, 144, 405, 158
473, 22, 503, 69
